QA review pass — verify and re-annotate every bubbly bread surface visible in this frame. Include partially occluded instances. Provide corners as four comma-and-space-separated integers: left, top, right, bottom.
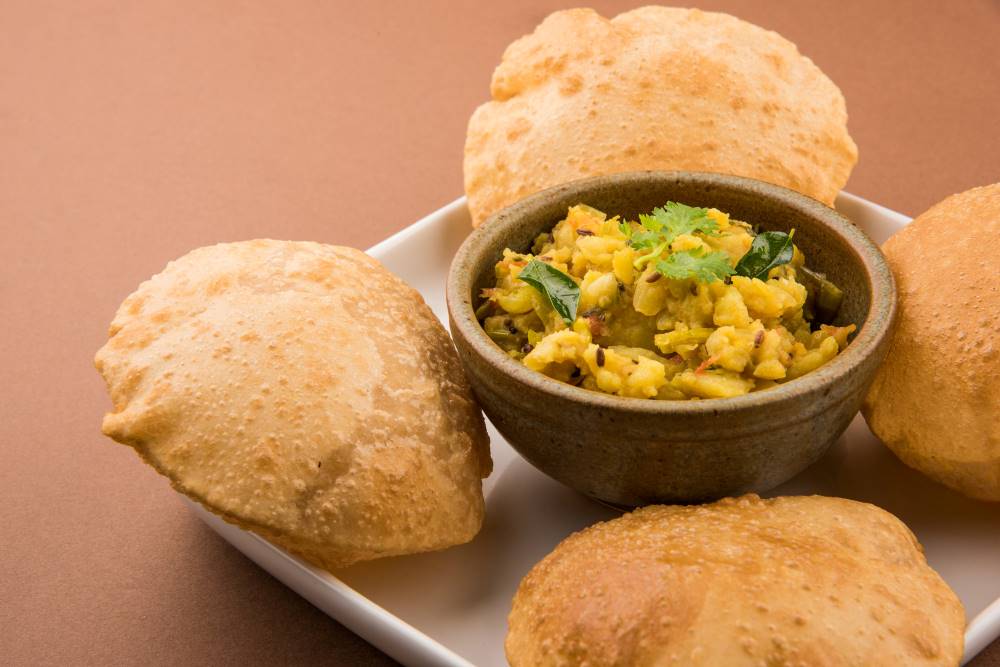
96, 239, 492, 570
464, 6, 858, 226
864, 183, 1000, 500
506, 494, 964, 666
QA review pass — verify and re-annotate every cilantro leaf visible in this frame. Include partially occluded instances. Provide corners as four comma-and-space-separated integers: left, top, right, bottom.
518, 259, 580, 326
655, 249, 735, 283
629, 202, 723, 273
636, 212, 664, 233
628, 229, 662, 250
631, 202, 719, 251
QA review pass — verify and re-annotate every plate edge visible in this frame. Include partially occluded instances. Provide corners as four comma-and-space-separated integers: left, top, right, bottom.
193, 192, 996, 666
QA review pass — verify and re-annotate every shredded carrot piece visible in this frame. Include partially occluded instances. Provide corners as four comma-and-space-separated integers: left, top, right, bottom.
695, 356, 718, 375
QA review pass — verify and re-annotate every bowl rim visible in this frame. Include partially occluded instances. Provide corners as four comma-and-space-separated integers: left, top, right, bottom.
446, 170, 897, 416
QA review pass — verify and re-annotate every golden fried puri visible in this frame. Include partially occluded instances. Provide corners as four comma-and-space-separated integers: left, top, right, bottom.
464, 7, 858, 226
864, 183, 1000, 501
506, 494, 964, 667
95, 240, 492, 570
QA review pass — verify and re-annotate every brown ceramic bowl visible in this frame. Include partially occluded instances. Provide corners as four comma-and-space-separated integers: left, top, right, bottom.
447, 171, 896, 506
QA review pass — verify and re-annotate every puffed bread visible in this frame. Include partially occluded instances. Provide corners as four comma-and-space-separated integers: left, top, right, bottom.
864, 184, 1000, 501
507, 494, 963, 666
96, 240, 492, 570
465, 7, 857, 226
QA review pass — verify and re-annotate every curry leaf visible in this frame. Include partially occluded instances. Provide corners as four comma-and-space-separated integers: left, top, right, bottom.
518, 259, 580, 326
655, 249, 735, 283
734, 230, 795, 280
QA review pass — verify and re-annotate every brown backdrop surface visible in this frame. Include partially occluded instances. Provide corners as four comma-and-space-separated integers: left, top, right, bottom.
3, 1, 999, 665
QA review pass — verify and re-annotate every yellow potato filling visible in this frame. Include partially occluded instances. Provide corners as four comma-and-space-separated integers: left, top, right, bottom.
479, 204, 855, 400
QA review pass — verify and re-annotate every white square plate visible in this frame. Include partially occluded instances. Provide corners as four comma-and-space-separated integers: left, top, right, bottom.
186, 193, 1000, 666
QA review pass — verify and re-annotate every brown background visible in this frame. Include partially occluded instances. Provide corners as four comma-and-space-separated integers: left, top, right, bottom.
3, 0, 999, 664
